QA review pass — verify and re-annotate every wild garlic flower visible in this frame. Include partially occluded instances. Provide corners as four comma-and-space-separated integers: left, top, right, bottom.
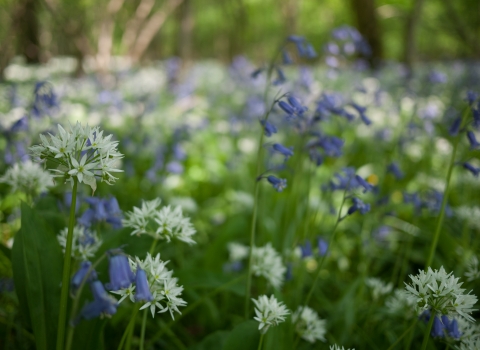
252, 295, 290, 334
292, 306, 326, 343
330, 345, 355, 350
110, 253, 187, 319
0, 160, 54, 196
57, 225, 102, 260
385, 289, 417, 318
252, 243, 286, 289
455, 339, 480, 350
456, 316, 480, 346
227, 242, 249, 262
404, 266, 478, 322
366, 277, 393, 300
30, 122, 123, 192
465, 256, 480, 282
122, 198, 196, 244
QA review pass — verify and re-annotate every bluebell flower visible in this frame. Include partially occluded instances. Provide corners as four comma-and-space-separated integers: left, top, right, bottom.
317, 237, 328, 256
223, 261, 244, 273
273, 143, 294, 160
287, 36, 307, 57
71, 261, 97, 292
300, 240, 312, 258
251, 67, 264, 79
266, 175, 287, 192
403, 192, 422, 212
305, 44, 317, 59
467, 131, 480, 149
260, 120, 277, 137
473, 108, 480, 129
325, 56, 339, 68
32, 81, 58, 118
287, 96, 308, 115
324, 42, 340, 55
134, 267, 153, 302
10, 116, 28, 132
387, 162, 404, 180
106, 253, 135, 291
428, 71, 447, 84
466, 91, 478, 106
282, 50, 293, 65
326, 168, 359, 191
78, 196, 123, 229
431, 316, 445, 338
278, 100, 295, 115
449, 117, 461, 136
85, 197, 108, 221
445, 318, 461, 339
347, 197, 370, 215
354, 175, 373, 193
273, 67, 287, 85
166, 161, 184, 174
463, 162, 480, 177
80, 280, 118, 320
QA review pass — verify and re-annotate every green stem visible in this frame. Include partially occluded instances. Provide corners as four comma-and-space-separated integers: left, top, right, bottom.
117, 314, 137, 350
304, 190, 347, 307
56, 178, 78, 350
257, 333, 265, 350
425, 137, 459, 268
125, 307, 140, 350
139, 309, 148, 350
385, 319, 417, 350
420, 312, 435, 350
65, 254, 107, 350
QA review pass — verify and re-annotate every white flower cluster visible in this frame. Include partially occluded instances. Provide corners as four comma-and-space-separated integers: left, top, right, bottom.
0, 160, 54, 195
292, 306, 326, 343
465, 256, 480, 282
111, 253, 187, 319
404, 266, 478, 321
251, 243, 286, 289
385, 289, 417, 318
365, 277, 393, 300
57, 225, 102, 260
252, 295, 290, 334
30, 123, 123, 192
122, 198, 196, 244
330, 345, 355, 350
457, 317, 480, 347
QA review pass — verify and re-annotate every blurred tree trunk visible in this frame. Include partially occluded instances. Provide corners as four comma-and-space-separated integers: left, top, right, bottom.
17, 0, 41, 63
281, 0, 299, 35
402, 0, 425, 79
349, 0, 383, 68
177, 0, 194, 62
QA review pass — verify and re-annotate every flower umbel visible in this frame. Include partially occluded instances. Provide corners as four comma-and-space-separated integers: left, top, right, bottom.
292, 306, 327, 343
252, 295, 290, 334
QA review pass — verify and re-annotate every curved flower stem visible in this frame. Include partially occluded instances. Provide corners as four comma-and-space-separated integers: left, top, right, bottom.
65, 254, 107, 350
304, 189, 348, 308
125, 306, 140, 350
56, 178, 78, 350
420, 312, 435, 350
257, 333, 265, 350
117, 313, 137, 350
139, 309, 148, 350
385, 318, 417, 350
425, 121, 465, 268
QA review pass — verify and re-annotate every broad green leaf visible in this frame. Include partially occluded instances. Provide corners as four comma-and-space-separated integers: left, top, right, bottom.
11, 202, 63, 350
189, 330, 228, 350
222, 320, 260, 350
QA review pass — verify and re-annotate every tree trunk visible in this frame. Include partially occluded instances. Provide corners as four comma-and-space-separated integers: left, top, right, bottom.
349, 0, 383, 68
402, 0, 425, 79
17, 0, 41, 63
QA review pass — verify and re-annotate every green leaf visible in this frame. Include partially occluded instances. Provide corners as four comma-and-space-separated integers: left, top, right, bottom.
222, 320, 260, 350
70, 318, 106, 350
189, 330, 228, 350
0, 243, 11, 261
11, 202, 64, 350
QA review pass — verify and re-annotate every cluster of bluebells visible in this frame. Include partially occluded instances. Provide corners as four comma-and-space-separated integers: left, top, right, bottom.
57, 225, 102, 260
252, 294, 290, 334
323, 25, 371, 73
404, 266, 478, 322
30, 122, 124, 193
420, 312, 461, 339
403, 190, 452, 216
122, 198, 196, 244
292, 306, 327, 343
109, 252, 187, 319
0, 159, 54, 196
78, 195, 123, 229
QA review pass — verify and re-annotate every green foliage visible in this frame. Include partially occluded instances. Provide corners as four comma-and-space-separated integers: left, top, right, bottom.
11, 202, 63, 350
